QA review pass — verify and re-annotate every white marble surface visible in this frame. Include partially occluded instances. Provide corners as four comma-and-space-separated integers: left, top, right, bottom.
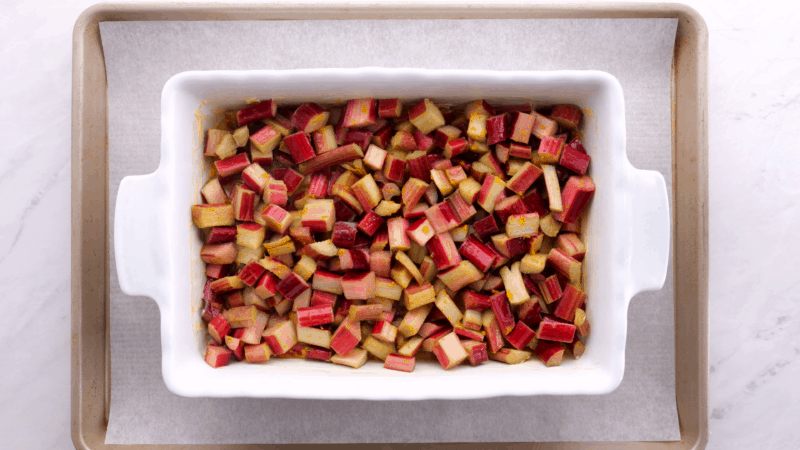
1, 0, 798, 449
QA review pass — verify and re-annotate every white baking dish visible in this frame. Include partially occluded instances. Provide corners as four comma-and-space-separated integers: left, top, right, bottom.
114, 68, 669, 400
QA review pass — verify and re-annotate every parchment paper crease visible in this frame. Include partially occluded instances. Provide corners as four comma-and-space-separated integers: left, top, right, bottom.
102, 18, 679, 444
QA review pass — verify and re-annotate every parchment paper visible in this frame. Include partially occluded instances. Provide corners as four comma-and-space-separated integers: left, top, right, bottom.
102, 18, 679, 444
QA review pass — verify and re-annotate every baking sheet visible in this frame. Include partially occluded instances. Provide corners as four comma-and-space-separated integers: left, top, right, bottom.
101, 18, 679, 444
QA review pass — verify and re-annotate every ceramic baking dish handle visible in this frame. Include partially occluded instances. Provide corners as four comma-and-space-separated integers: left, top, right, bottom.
627, 163, 670, 296
114, 169, 168, 306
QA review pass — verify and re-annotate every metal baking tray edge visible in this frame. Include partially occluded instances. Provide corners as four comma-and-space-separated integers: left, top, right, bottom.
71, 3, 708, 449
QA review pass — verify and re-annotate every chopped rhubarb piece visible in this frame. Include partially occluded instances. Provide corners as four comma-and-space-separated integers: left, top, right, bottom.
249, 124, 281, 154
238, 261, 266, 287
500, 262, 530, 306
362, 336, 395, 361
407, 151, 432, 182
463, 290, 492, 311
384, 354, 415, 372
438, 260, 483, 292
276, 272, 310, 300
456, 312, 485, 335
520, 253, 547, 274
506, 322, 536, 350
534, 340, 565, 366
208, 315, 231, 344
435, 290, 463, 327
331, 222, 358, 248
240, 310, 269, 345
344, 128, 372, 150
205, 344, 232, 368
313, 125, 338, 154
553, 175, 595, 224
310, 290, 337, 307
378, 98, 403, 119
517, 297, 544, 329
433, 125, 462, 149
427, 232, 462, 271
538, 275, 563, 304
263, 320, 298, 355
338, 249, 370, 270
509, 142, 532, 159
297, 305, 334, 327
372, 320, 399, 343
410, 130, 434, 155
430, 169, 453, 196
254, 272, 279, 299
481, 311, 505, 353
296, 326, 331, 349
382, 155, 406, 183
341, 271, 376, 300
273, 167, 305, 195
540, 164, 563, 212
559, 145, 591, 175
557, 233, 585, 261
235, 222, 264, 250
330, 316, 362, 356
241, 163, 270, 194
467, 113, 488, 142
225, 334, 246, 361
300, 199, 335, 232
458, 235, 496, 272
548, 248, 582, 283
205, 129, 231, 157
265, 114, 292, 136
568, 137, 587, 154
494, 195, 527, 224
506, 162, 543, 195
298, 143, 364, 174
537, 320, 576, 343
424, 202, 460, 234
432, 332, 468, 370
230, 186, 256, 222
532, 112, 557, 139
244, 342, 272, 363
306, 172, 329, 199
201, 178, 228, 204
363, 144, 387, 171
486, 114, 509, 145
408, 98, 446, 134
407, 218, 436, 246
470, 216, 497, 241
331, 347, 368, 368
476, 174, 506, 213
446, 192, 477, 224
398, 303, 433, 338
355, 210, 383, 237
368, 251, 392, 278
238, 99, 277, 125
313, 269, 343, 295
291, 102, 330, 133
386, 217, 411, 251
489, 292, 515, 334
489, 348, 532, 364
508, 112, 535, 143
506, 213, 540, 238
574, 308, 591, 337
261, 204, 291, 234
223, 305, 259, 328
192, 204, 235, 229
350, 174, 381, 211
200, 242, 238, 265
282, 131, 316, 164
550, 104, 582, 130
404, 282, 437, 310
262, 180, 288, 207
342, 98, 377, 128
390, 130, 417, 152
461, 340, 488, 365
538, 135, 566, 164
205, 263, 228, 279
206, 226, 237, 245
554, 284, 586, 322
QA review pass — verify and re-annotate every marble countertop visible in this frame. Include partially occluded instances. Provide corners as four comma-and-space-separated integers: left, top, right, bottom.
1, 0, 797, 448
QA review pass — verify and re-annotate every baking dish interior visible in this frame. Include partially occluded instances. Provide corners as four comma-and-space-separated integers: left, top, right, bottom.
161, 68, 627, 399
